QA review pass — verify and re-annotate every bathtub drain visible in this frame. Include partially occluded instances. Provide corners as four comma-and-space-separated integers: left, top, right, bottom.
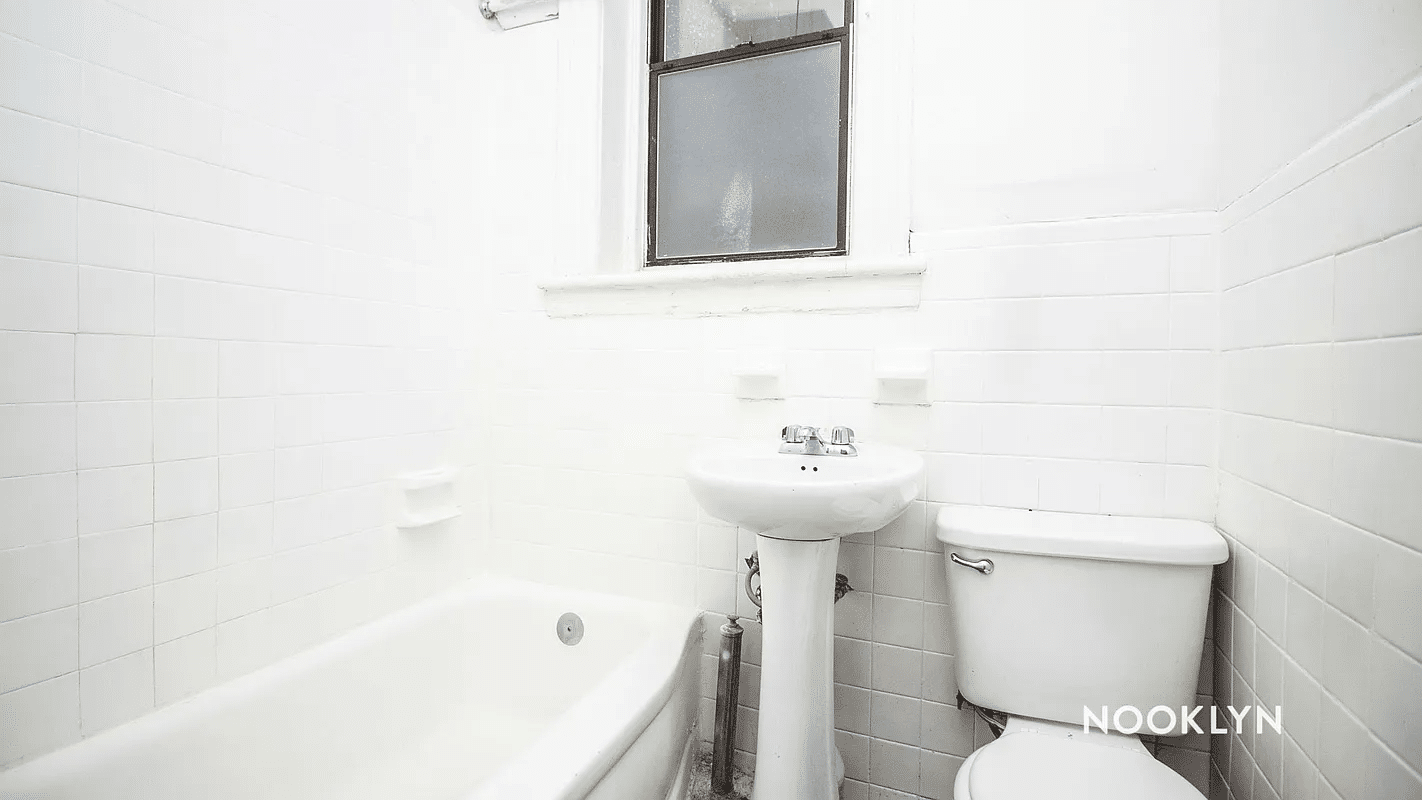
556, 612, 584, 645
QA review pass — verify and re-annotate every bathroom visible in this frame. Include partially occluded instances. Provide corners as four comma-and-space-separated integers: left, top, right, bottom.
0, 0, 1419, 798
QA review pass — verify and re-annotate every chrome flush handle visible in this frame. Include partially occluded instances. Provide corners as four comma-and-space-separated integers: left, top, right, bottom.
950, 552, 994, 575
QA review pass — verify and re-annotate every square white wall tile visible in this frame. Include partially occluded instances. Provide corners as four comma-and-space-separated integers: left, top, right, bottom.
1169, 293, 1218, 351
79, 648, 154, 736
216, 557, 272, 622
0, 403, 75, 479
0, 106, 78, 194
153, 514, 218, 582
870, 690, 922, 746
76, 400, 152, 469
77, 266, 153, 336
218, 341, 280, 398
1333, 226, 1422, 342
0, 256, 77, 334
0, 30, 83, 121
78, 586, 152, 668
152, 338, 218, 399
1035, 458, 1103, 514
77, 130, 152, 209
154, 628, 216, 706
0, 331, 73, 403
1164, 464, 1216, 520
1099, 462, 1167, 516
218, 398, 275, 455
873, 547, 926, 600
153, 457, 219, 522
152, 399, 218, 462
77, 200, 153, 273
0, 180, 76, 263
0, 674, 80, 766
1330, 433, 1422, 553
151, 152, 225, 225
75, 334, 152, 401
78, 63, 154, 145
78, 525, 151, 602
1169, 235, 1218, 293
0, 472, 76, 551
1373, 541, 1422, 662
76, 465, 152, 534
0, 606, 77, 694
222, 451, 276, 509
214, 607, 272, 682
0, 539, 77, 622
1366, 637, 1422, 776
154, 572, 216, 644
217, 504, 273, 566
153, 277, 221, 339
1331, 336, 1422, 443
871, 643, 923, 697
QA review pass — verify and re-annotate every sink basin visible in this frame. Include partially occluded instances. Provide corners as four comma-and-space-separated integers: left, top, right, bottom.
686, 440, 924, 540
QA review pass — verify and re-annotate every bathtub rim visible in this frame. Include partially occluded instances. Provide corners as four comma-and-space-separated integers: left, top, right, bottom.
0, 574, 702, 800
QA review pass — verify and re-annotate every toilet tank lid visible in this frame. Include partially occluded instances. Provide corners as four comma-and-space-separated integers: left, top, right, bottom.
935, 505, 1228, 566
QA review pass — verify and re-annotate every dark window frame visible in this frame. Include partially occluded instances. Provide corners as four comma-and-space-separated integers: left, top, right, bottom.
646, 1, 854, 267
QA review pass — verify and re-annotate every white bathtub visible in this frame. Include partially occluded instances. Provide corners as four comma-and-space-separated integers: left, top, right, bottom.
0, 576, 703, 800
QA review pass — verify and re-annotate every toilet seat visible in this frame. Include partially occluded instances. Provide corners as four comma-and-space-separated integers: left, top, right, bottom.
954, 732, 1203, 800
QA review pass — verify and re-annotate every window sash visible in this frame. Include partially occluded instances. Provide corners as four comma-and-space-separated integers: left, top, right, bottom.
646, 1, 852, 267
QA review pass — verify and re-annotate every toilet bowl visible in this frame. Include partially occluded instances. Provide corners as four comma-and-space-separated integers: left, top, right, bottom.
950, 718, 1202, 799
933, 504, 1227, 800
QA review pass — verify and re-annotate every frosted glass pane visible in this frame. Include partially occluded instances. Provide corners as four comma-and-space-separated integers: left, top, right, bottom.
664, 0, 843, 60
655, 43, 842, 261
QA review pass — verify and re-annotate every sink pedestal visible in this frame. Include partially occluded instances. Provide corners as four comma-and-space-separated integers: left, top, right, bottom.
751, 533, 844, 800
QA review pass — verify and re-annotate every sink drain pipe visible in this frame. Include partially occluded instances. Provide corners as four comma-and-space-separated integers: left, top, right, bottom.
712, 614, 744, 794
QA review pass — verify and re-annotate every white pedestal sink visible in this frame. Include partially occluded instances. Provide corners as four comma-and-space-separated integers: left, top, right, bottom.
686, 438, 923, 800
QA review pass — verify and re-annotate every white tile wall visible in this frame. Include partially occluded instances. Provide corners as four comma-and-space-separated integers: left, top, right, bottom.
0, 0, 485, 768
1211, 25, 1422, 800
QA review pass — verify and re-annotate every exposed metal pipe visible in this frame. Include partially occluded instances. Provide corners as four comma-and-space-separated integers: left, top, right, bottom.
712, 614, 744, 794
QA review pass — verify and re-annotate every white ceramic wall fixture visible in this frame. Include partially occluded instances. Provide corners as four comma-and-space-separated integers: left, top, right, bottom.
732, 352, 786, 401
874, 348, 931, 406
394, 469, 462, 532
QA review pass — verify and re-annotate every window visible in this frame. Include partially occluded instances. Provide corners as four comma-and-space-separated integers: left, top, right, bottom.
647, 0, 852, 266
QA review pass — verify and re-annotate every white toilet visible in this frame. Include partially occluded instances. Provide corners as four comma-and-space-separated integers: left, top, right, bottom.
934, 504, 1228, 800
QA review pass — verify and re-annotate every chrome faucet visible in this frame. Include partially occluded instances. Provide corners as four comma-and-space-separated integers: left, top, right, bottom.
780, 425, 857, 457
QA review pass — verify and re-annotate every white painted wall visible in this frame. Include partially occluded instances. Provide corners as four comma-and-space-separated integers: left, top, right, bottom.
0, 0, 488, 768
911, 0, 1220, 230
1210, 2, 1422, 798
475, 1, 1222, 796
1219, 0, 1422, 204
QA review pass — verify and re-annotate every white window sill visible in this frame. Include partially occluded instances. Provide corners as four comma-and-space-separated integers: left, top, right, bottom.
538, 257, 926, 318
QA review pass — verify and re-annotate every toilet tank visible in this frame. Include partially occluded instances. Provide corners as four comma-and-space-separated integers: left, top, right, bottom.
935, 505, 1228, 730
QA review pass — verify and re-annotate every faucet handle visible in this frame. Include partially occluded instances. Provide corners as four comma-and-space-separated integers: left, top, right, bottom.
781, 425, 809, 443
829, 426, 855, 446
